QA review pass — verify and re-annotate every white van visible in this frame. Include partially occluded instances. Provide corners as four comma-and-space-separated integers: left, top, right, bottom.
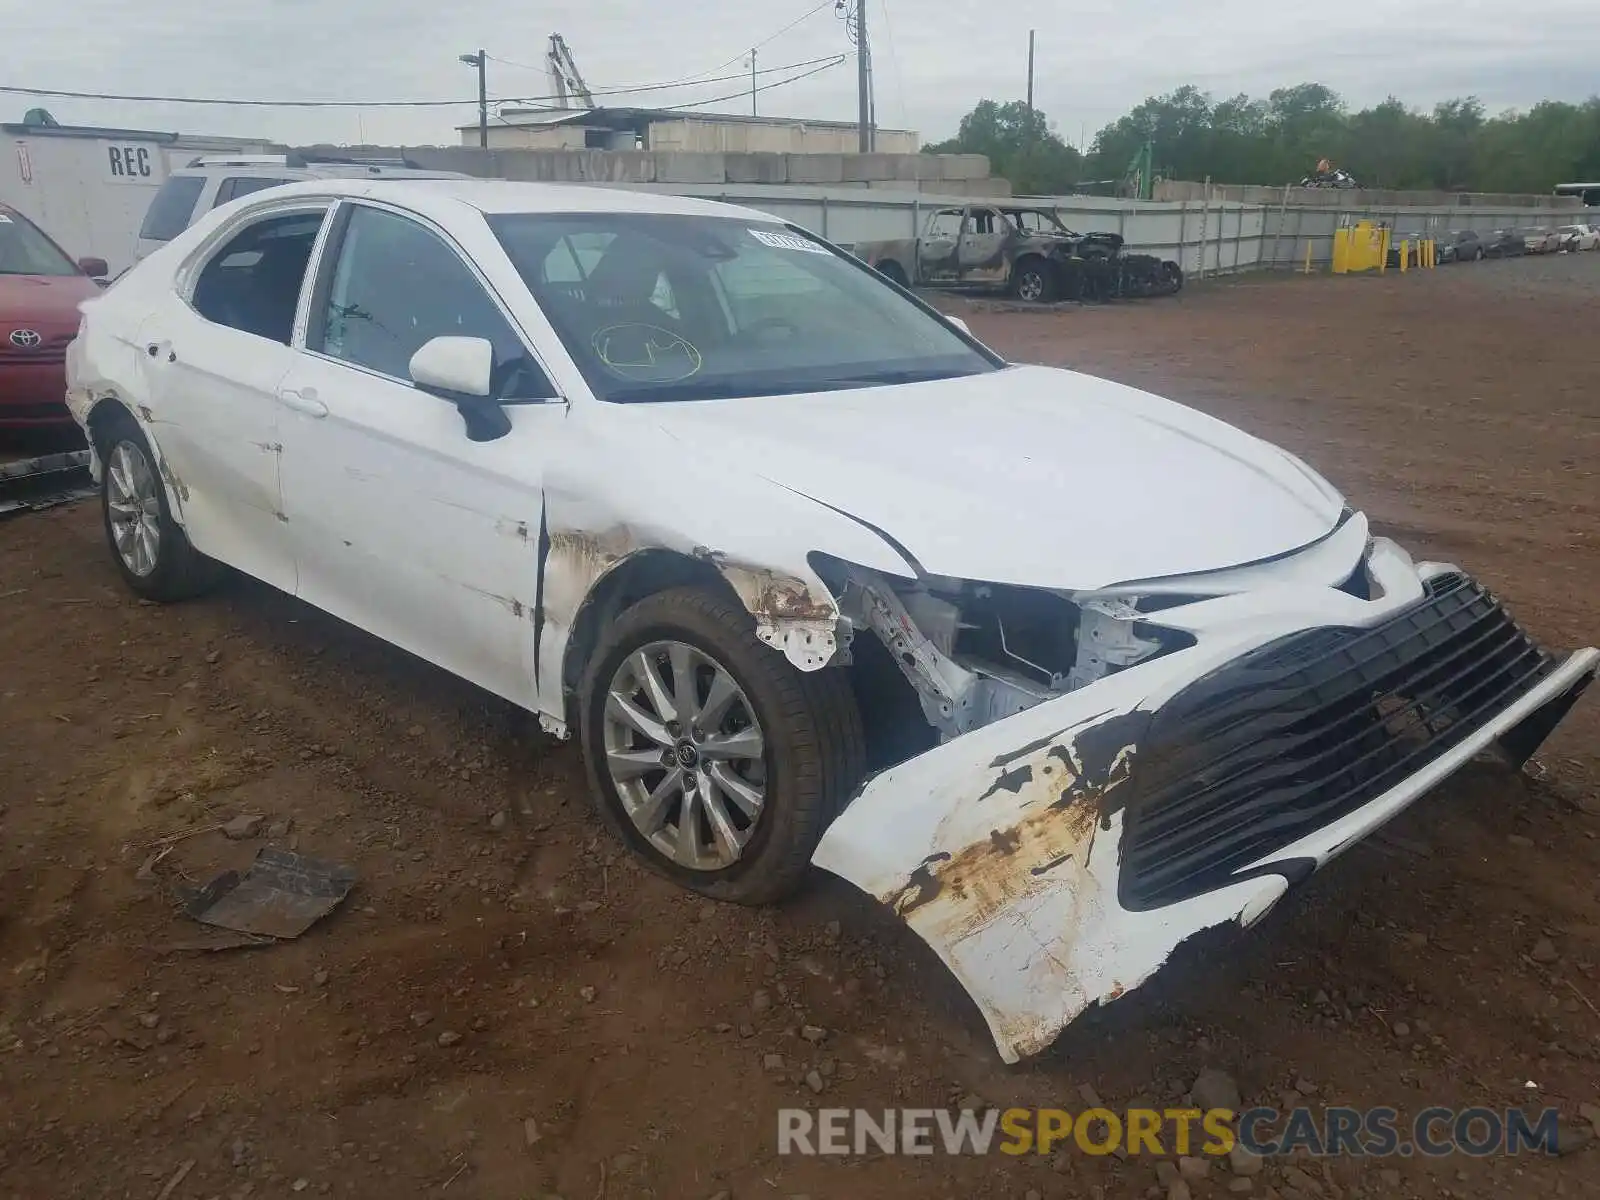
133, 153, 468, 262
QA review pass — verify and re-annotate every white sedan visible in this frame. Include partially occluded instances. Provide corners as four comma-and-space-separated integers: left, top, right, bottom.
66, 180, 1597, 1063
1556, 224, 1600, 252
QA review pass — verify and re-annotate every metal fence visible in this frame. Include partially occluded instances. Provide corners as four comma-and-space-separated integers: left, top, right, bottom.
618, 181, 1597, 278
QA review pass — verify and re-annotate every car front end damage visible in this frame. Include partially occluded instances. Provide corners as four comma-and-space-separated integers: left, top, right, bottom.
806, 523, 1598, 1063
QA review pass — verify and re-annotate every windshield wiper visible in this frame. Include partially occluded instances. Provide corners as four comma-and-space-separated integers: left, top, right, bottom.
604, 367, 978, 404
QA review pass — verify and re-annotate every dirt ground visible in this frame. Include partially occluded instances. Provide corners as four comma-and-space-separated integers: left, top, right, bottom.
3, 255, 1598, 1200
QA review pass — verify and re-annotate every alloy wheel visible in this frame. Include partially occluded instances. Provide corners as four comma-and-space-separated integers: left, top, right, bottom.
601, 640, 768, 870
106, 441, 162, 578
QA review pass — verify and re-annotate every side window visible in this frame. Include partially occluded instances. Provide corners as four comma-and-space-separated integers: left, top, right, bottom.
925, 210, 962, 239
214, 176, 295, 208
965, 209, 999, 235
190, 210, 327, 345
309, 205, 553, 400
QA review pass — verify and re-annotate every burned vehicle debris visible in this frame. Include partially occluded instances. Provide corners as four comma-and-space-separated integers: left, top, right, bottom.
853, 203, 1183, 303
67, 179, 1597, 1065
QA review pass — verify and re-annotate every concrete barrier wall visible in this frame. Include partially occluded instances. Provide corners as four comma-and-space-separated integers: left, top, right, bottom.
291, 145, 994, 190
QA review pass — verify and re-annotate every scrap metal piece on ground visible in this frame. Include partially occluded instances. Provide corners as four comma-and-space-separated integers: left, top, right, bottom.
185, 848, 356, 940
0, 449, 94, 517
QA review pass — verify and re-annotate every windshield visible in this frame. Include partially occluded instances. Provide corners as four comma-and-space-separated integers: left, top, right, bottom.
0, 210, 79, 276
489, 212, 998, 403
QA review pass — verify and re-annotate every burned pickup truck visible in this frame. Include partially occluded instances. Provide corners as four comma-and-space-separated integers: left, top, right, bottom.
854, 203, 1183, 303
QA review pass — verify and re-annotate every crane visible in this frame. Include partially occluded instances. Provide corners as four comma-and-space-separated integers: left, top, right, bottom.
546, 34, 595, 109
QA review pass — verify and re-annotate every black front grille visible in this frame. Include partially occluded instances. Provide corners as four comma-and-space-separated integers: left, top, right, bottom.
1119, 573, 1555, 910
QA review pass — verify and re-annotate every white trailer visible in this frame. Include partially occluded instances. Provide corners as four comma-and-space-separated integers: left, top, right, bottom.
0, 119, 273, 276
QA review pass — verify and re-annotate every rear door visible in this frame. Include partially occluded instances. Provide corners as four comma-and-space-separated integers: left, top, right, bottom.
917, 209, 963, 282
957, 206, 1010, 285
136, 202, 332, 593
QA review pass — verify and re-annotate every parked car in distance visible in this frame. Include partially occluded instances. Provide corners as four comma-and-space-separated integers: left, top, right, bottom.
133, 152, 468, 265
1483, 229, 1527, 258
1435, 230, 1482, 263
0, 204, 108, 428
1521, 227, 1561, 254
852, 203, 1182, 302
1555, 224, 1599, 252
65, 180, 1599, 1065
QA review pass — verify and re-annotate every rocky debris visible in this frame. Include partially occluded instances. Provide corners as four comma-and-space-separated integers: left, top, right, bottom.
1178, 1155, 1209, 1182
489, 810, 509, 832
751, 990, 771, 1014
222, 814, 264, 840
312, 969, 329, 987
1531, 937, 1560, 964
1553, 1117, 1594, 1155
523, 1118, 542, 1147
1156, 1160, 1180, 1188
763, 1054, 785, 1071
437, 1030, 462, 1048
1190, 1067, 1241, 1113
410, 1011, 433, 1028
1228, 1144, 1265, 1176
1228, 1179, 1254, 1194
1078, 1082, 1104, 1108
1281, 1165, 1324, 1195
266, 817, 294, 840
578, 986, 596, 1003
1166, 1182, 1192, 1200
805, 1069, 824, 1093
800, 1025, 827, 1044
1392, 1021, 1411, 1038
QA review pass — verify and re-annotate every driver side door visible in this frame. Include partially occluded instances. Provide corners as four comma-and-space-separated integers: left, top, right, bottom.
276, 199, 565, 709
957, 206, 1010, 285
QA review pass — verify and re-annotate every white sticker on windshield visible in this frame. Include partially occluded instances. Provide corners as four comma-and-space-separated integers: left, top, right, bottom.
0, 214, 12, 222
748, 228, 828, 255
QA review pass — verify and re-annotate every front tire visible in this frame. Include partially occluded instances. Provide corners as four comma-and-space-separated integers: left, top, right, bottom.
96, 412, 218, 601
1011, 258, 1057, 303
578, 586, 864, 904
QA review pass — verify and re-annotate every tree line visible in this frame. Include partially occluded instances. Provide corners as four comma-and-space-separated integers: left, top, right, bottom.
923, 87, 1600, 196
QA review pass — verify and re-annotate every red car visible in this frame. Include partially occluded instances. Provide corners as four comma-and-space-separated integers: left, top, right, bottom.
0, 205, 107, 428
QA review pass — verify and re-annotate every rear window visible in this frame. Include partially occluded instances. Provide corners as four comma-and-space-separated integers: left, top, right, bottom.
213, 176, 295, 208
138, 176, 207, 242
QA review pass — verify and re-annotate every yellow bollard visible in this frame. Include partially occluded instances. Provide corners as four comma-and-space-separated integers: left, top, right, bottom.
1428, 239, 1436, 268
1400, 239, 1408, 273
1303, 243, 1314, 274
1379, 227, 1390, 273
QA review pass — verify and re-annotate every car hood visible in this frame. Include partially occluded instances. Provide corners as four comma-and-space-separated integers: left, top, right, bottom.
641, 363, 1345, 591
0, 273, 99, 331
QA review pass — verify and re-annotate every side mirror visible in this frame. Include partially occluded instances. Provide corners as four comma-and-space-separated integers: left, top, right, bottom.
78, 256, 109, 280
408, 335, 510, 442
946, 315, 972, 336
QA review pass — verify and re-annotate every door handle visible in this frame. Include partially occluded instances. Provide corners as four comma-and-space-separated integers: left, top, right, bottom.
279, 386, 328, 418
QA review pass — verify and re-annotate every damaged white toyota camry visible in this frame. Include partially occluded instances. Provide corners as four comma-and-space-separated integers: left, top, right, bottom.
68, 180, 1596, 1063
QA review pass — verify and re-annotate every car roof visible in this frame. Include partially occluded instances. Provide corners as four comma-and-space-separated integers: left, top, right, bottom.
242, 178, 782, 224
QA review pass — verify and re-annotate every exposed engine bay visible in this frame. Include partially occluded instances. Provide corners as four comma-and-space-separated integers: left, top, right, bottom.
836, 567, 1181, 740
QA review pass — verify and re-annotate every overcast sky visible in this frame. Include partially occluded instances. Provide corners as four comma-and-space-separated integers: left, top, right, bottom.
7, 0, 1600, 150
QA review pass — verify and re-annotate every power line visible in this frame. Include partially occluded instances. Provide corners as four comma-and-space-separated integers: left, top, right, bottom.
0, 52, 846, 112
495, 55, 844, 105
637, 58, 843, 112
0, 84, 474, 108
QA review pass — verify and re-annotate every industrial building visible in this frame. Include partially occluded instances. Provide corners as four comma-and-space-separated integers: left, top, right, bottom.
457, 106, 918, 155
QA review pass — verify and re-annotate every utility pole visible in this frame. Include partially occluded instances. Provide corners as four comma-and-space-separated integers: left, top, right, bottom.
1026, 30, 1035, 115
855, 1, 872, 152
459, 50, 488, 148
749, 49, 757, 116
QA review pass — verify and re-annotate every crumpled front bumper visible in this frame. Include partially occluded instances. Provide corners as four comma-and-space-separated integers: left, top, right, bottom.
812, 546, 1598, 1063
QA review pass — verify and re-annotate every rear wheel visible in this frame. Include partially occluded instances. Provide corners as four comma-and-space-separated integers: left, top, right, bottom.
579, 586, 864, 904
95, 412, 218, 601
876, 260, 910, 288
